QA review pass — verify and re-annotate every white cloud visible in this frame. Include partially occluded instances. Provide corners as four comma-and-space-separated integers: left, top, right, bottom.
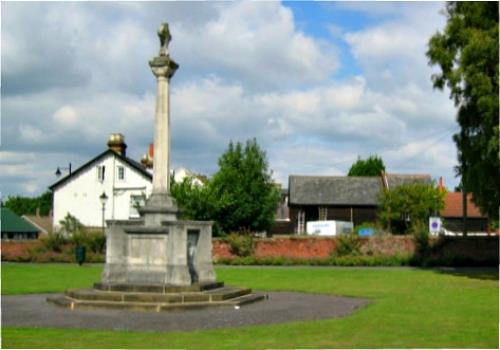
53, 106, 79, 127
0, 1, 461, 197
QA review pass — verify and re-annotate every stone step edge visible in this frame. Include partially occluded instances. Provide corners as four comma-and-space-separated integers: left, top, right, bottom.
94, 281, 225, 293
66, 287, 252, 302
47, 293, 266, 311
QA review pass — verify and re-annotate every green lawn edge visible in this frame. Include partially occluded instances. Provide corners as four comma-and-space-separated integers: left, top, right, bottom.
2, 264, 498, 349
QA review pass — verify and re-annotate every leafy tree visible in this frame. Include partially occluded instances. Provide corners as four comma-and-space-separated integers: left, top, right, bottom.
4, 191, 53, 216
170, 176, 215, 222
170, 139, 280, 235
426, 2, 499, 220
348, 155, 386, 176
378, 183, 446, 234
210, 139, 280, 234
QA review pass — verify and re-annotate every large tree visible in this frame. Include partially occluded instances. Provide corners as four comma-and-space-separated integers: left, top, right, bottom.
170, 139, 280, 235
378, 183, 446, 234
3, 191, 53, 216
426, 2, 499, 220
210, 139, 280, 233
348, 155, 386, 176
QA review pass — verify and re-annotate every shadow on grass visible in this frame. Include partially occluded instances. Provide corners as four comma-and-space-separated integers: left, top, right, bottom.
429, 267, 499, 281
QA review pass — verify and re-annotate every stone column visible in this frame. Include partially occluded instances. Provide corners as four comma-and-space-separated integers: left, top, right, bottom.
140, 23, 180, 225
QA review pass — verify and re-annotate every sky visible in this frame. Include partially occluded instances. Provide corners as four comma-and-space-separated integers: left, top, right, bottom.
1, 1, 460, 198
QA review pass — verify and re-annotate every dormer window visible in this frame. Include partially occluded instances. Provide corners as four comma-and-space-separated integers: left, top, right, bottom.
97, 166, 105, 182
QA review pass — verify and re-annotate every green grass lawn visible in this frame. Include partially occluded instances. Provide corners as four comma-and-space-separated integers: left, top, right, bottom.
1, 263, 498, 349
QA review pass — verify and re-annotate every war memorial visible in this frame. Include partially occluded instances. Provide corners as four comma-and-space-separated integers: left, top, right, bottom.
47, 23, 264, 311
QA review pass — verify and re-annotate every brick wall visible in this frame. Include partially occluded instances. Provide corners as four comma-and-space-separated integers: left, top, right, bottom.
213, 235, 415, 260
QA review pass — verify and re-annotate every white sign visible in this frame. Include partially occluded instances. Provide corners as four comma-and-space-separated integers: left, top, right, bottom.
306, 220, 353, 236
429, 217, 442, 235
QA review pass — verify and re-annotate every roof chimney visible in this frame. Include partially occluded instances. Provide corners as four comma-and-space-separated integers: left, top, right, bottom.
438, 176, 445, 192
107, 133, 127, 156
140, 143, 154, 168
381, 171, 389, 190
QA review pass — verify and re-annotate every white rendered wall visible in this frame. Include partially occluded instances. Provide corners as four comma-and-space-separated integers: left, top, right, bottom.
53, 153, 152, 230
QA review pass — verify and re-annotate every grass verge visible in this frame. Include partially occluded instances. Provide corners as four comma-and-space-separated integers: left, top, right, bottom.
1, 263, 498, 349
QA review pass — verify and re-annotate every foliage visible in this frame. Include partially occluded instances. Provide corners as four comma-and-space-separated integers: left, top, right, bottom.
378, 183, 446, 234
170, 176, 216, 222
42, 233, 68, 253
3, 191, 53, 216
347, 155, 385, 176
58, 213, 85, 237
171, 139, 280, 235
332, 234, 361, 257
72, 230, 106, 254
427, 2, 499, 220
210, 139, 281, 233
224, 232, 255, 257
411, 220, 430, 257
217, 255, 411, 267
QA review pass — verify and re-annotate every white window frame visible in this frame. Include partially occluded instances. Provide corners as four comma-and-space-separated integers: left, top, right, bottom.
97, 166, 105, 182
117, 166, 125, 181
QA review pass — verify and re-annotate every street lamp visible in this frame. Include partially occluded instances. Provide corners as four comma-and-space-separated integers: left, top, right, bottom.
99, 192, 108, 233
55, 163, 72, 177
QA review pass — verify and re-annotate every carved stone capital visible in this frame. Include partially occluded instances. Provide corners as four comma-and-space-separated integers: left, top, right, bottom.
149, 56, 179, 79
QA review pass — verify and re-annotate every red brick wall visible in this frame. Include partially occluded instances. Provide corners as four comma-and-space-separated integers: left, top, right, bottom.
213, 236, 416, 260
1, 241, 42, 261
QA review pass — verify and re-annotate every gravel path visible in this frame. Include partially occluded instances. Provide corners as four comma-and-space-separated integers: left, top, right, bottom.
2, 292, 369, 332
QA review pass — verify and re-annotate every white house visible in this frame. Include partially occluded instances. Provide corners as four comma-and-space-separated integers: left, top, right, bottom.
50, 134, 153, 230
50, 134, 206, 230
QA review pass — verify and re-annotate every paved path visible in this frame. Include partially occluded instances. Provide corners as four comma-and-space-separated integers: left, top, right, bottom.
2, 292, 369, 332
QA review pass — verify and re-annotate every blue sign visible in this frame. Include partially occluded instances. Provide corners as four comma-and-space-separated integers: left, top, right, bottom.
358, 228, 375, 237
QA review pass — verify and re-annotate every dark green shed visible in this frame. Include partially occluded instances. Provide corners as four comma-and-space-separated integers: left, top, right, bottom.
1, 207, 39, 240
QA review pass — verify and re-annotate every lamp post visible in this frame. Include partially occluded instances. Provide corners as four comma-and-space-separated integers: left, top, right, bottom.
55, 163, 72, 177
99, 192, 108, 233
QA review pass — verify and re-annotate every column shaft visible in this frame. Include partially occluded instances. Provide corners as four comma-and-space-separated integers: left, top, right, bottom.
152, 76, 171, 194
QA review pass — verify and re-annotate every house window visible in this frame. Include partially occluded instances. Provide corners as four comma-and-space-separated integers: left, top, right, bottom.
129, 194, 145, 218
117, 166, 125, 180
97, 166, 105, 182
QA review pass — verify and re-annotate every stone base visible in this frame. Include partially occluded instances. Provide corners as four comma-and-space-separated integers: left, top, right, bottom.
47, 282, 266, 312
102, 219, 216, 287
138, 192, 179, 225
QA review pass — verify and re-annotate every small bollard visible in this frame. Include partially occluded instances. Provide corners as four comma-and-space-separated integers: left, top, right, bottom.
75, 245, 86, 266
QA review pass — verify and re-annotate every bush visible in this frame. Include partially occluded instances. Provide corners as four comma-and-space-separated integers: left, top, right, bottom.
216, 254, 412, 266
333, 234, 361, 257
412, 220, 430, 256
42, 233, 68, 253
71, 230, 106, 254
225, 232, 255, 257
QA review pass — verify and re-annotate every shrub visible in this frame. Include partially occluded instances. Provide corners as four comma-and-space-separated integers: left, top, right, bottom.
71, 230, 106, 254
216, 254, 412, 266
412, 220, 430, 256
58, 213, 85, 237
333, 234, 361, 257
225, 232, 255, 257
42, 233, 68, 253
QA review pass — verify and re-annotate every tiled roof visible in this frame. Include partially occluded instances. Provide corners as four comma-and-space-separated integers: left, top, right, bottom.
1, 208, 39, 233
386, 174, 432, 189
289, 176, 383, 205
22, 215, 53, 234
441, 192, 486, 218
289, 173, 432, 206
